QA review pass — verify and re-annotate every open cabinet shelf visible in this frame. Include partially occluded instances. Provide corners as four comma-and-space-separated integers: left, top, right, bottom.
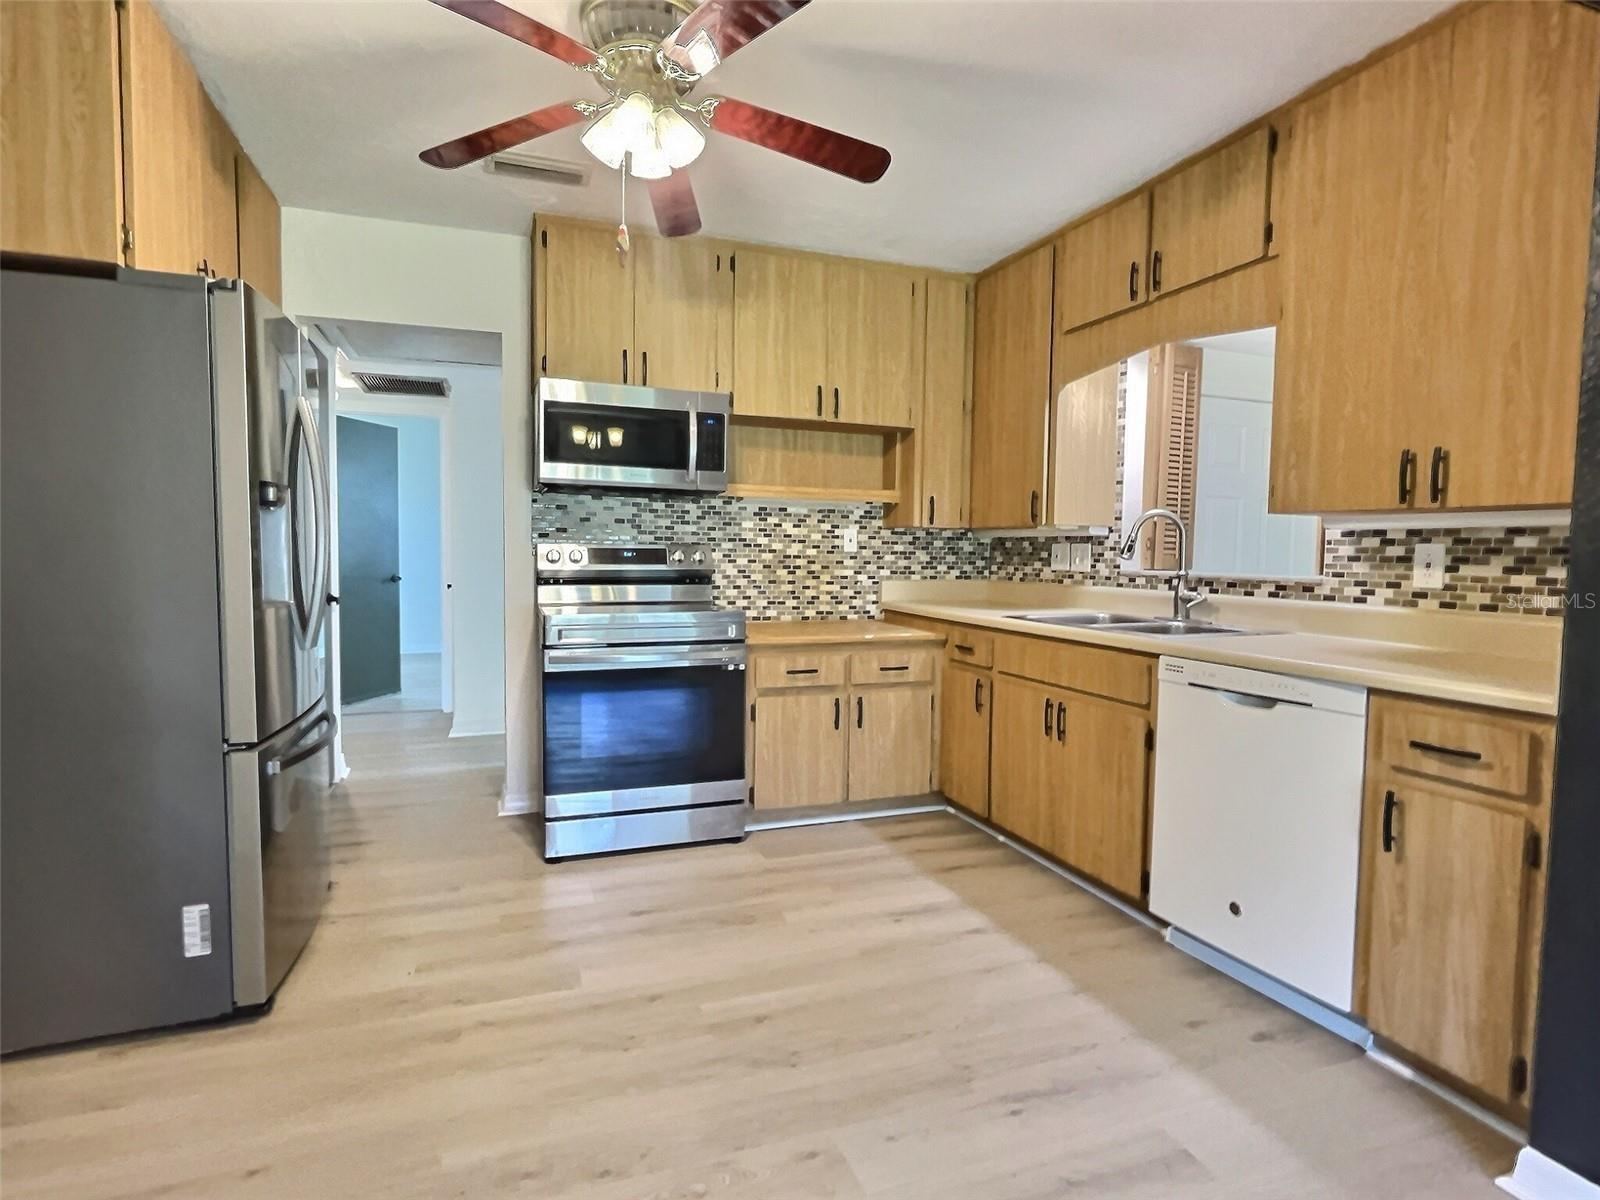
728, 417, 906, 505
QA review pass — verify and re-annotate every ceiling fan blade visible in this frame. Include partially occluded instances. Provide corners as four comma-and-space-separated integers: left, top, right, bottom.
647, 172, 702, 238
708, 98, 890, 184
420, 101, 587, 169
660, 0, 810, 78
429, 0, 598, 68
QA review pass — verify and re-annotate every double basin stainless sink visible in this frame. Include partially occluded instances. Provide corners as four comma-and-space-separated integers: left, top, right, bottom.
1008, 611, 1255, 637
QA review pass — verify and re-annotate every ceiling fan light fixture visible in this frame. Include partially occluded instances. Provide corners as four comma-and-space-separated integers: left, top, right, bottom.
655, 106, 706, 168
580, 114, 627, 170
628, 143, 671, 180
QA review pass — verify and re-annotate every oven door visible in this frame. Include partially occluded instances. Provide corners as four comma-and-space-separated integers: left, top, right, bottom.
541, 643, 747, 817
539, 397, 694, 490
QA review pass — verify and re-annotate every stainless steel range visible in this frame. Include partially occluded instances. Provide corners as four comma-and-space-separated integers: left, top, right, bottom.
537, 542, 748, 859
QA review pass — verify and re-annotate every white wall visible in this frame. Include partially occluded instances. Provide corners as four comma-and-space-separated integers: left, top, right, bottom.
282, 209, 534, 802
339, 412, 443, 655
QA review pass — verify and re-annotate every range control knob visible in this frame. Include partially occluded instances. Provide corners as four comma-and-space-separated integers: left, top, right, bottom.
544, 548, 560, 564
669, 549, 686, 564
691, 550, 706, 565
568, 548, 583, 563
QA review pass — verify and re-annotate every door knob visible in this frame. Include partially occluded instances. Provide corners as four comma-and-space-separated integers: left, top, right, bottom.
387, 574, 402, 583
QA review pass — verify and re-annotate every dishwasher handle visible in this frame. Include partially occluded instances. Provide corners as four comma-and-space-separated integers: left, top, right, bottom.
1190, 682, 1287, 710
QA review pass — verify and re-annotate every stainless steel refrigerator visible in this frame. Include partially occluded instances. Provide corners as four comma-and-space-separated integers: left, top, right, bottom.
1, 266, 336, 1053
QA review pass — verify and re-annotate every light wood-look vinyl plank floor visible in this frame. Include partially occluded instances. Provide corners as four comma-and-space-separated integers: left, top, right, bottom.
0, 711, 1515, 1198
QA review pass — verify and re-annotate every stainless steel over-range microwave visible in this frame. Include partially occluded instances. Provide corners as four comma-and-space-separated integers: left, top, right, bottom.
536, 377, 730, 493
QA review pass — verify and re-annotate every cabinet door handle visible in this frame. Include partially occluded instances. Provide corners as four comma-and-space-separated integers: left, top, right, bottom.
974, 678, 983, 713
785, 667, 818, 676
621, 348, 628, 384
1408, 738, 1482, 763
1151, 249, 1163, 293
641, 350, 649, 387
1429, 446, 1448, 504
1029, 490, 1040, 525
927, 495, 935, 525
1056, 699, 1066, 742
833, 386, 840, 420
1381, 789, 1399, 854
834, 697, 841, 730
878, 664, 910, 673
1397, 448, 1415, 505
856, 695, 864, 729
1044, 698, 1054, 738
1129, 260, 1139, 301
952, 642, 974, 655
816, 384, 823, 417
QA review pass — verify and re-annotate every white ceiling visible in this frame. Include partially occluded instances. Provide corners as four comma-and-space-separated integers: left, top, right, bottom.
159, 0, 1450, 272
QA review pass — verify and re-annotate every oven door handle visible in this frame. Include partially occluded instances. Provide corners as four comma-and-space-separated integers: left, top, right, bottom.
542, 643, 747, 673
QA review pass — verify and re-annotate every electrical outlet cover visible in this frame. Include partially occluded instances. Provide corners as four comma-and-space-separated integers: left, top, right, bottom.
1050, 542, 1071, 570
1071, 542, 1092, 572
843, 526, 858, 553
1413, 541, 1446, 589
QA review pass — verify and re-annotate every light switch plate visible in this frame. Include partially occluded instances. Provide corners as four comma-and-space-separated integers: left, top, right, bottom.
1070, 542, 1092, 571
1050, 541, 1071, 571
842, 525, 858, 553
1413, 541, 1446, 589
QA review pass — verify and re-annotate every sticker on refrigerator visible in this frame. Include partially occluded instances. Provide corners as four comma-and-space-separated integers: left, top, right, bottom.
181, 903, 212, 958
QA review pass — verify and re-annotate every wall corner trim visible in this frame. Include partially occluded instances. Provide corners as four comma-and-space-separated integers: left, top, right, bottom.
498, 791, 536, 817
1499, 1148, 1600, 1200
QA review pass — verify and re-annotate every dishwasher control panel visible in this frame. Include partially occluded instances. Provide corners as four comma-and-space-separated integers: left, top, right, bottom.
1158, 657, 1366, 715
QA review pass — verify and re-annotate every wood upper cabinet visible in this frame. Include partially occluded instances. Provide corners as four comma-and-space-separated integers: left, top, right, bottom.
826, 260, 920, 428
1148, 127, 1273, 298
1428, 1, 1600, 510
0, 0, 123, 263
940, 661, 991, 818
198, 93, 237, 279
889, 273, 972, 528
1058, 694, 1150, 899
235, 151, 282, 305
752, 688, 847, 808
1048, 360, 1119, 528
731, 248, 829, 419
1055, 192, 1149, 333
848, 683, 934, 802
538, 220, 634, 384
970, 243, 1055, 528
1270, 31, 1451, 514
1362, 777, 1533, 1103
632, 235, 731, 392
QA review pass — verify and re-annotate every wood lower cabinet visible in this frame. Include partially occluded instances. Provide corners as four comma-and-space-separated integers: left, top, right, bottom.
1148, 127, 1273, 298
0, 0, 123, 263
1057, 693, 1151, 899
1358, 693, 1553, 1112
989, 674, 1055, 850
748, 635, 936, 809
970, 243, 1054, 528
751, 689, 847, 809
940, 660, 991, 818
849, 685, 934, 803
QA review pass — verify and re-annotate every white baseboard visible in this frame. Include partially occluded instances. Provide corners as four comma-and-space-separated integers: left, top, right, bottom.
448, 722, 505, 739
1364, 1045, 1524, 1145
1499, 1149, 1600, 1200
498, 790, 536, 817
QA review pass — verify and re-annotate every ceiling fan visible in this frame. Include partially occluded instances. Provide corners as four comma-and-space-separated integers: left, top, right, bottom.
419, 0, 892, 239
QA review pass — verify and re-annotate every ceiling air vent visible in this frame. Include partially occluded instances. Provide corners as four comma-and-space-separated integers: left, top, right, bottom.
352, 372, 451, 398
483, 150, 589, 187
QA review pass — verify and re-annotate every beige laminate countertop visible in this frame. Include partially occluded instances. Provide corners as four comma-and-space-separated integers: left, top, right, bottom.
748, 619, 943, 647
881, 599, 1561, 717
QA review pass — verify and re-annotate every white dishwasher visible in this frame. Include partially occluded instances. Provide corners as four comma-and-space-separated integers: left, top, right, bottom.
1149, 657, 1368, 1012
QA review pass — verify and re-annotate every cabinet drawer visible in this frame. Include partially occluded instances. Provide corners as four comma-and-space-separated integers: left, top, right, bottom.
1375, 696, 1535, 798
849, 648, 935, 686
994, 634, 1153, 708
753, 651, 847, 690
945, 628, 994, 668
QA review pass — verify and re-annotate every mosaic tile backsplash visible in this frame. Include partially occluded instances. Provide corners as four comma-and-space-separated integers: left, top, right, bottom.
532, 492, 1568, 619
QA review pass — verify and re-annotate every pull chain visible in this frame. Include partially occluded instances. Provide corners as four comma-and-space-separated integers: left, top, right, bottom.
615, 155, 630, 264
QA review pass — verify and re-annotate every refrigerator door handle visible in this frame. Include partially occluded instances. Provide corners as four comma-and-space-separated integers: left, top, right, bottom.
264, 712, 337, 777
296, 394, 331, 644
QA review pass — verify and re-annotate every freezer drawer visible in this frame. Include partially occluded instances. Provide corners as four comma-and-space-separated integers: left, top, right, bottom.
228, 706, 335, 1006
1149, 658, 1367, 1011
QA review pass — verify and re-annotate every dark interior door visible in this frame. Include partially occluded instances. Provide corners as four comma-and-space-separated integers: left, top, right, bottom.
337, 417, 401, 703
